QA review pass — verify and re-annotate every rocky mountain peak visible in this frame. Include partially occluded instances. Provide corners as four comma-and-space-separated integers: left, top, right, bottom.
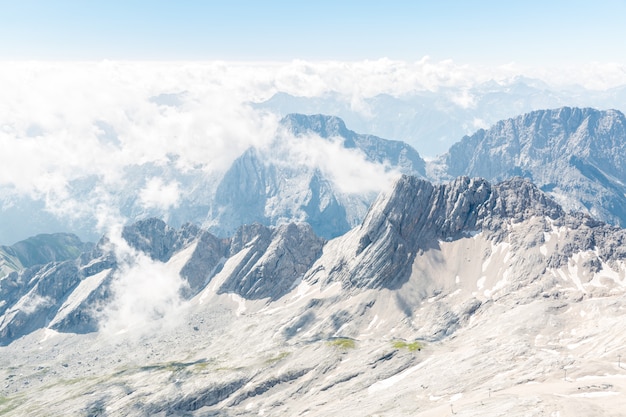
121, 218, 200, 262
219, 222, 324, 300
280, 113, 354, 144
436, 107, 626, 228
315, 175, 567, 290
208, 114, 425, 240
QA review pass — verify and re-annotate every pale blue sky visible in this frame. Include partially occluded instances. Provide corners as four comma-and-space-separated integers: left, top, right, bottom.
1, 0, 625, 65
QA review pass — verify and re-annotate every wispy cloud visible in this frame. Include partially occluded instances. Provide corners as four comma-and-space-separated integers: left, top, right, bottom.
95, 226, 188, 337
267, 130, 400, 195
139, 178, 181, 211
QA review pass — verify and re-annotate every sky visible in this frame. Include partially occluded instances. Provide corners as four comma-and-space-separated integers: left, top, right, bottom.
1, 0, 626, 65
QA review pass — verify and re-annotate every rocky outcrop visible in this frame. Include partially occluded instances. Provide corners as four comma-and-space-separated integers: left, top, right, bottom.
5, 172, 626, 346
312, 175, 626, 290
436, 107, 626, 227
180, 230, 230, 297
281, 113, 426, 175
218, 223, 324, 300
121, 218, 200, 262
0, 217, 326, 344
0, 261, 84, 344
207, 114, 426, 240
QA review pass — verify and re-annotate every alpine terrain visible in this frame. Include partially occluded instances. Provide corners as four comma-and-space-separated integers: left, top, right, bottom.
432, 107, 626, 228
0, 114, 424, 245
207, 113, 425, 239
1, 175, 625, 416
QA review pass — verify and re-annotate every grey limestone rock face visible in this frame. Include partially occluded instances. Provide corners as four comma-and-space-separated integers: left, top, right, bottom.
280, 113, 356, 143
321, 174, 626, 291
437, 107, 626, 227
218, 222, 324, 300
330, 176, 500, 289
180, 230, 230, 298
0, 261, 83, 344
0, 217, 326, 344
0, 238, 119, 343
207, 114, 426, 240
281, 113, 426, 175
121, 218, 201, 262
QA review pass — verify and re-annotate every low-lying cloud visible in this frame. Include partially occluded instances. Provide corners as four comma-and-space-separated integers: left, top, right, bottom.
139, 178, 181, 211
95, 226, 188, 337
267, 131, 400, 195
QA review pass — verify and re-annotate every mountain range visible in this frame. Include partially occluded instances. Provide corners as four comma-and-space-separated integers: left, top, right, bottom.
4, 106, 626, 247
1, 175, 625, 415
253, 78, 626, 156
433, 107, 626, 227
0, 113, 426, 245
208, 113, 425, 239
2, 106, 626, 415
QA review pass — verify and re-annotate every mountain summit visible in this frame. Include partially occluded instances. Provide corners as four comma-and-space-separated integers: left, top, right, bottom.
206, 114, 426, 239
434, 107, 626, 226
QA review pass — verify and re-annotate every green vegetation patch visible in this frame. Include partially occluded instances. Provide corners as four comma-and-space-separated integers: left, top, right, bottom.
139, 359, 210, 373
264, 351, 290, 365
0, 395, 26, 416
392, 340, 423, 352
327, 338, 356, 349
113, 358, 212, 378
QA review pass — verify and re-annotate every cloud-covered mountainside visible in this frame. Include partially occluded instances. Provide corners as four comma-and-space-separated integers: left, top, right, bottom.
0, 112, 423, 245
433, 107, 626, 227
207, 114, 425, 239
2, 60, 626, 246
1, 176, 626, 415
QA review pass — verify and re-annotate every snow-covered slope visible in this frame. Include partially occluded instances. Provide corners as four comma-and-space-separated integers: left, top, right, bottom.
1, 175, 626, 415
432, 107, 626, 228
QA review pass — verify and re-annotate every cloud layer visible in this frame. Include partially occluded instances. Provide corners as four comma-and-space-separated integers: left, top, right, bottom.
1, 58, 626, 244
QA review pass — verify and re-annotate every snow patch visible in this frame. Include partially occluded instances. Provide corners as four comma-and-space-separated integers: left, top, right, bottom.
477, 276, 486, 290
230, 293, 247, 316
368, 358, 432, 394
449, 393, 463, 402
48, 269, 111, 327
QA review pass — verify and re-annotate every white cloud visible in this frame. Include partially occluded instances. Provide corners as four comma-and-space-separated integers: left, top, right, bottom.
18, 293, 52, 315
472, 118, 489, 130
448, 90, 476, 109
98, 253, 186, 336
268, 131, 400, 195
139, 178, 180, 211
1, 57, 624, 335
96, 227, 188, 337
